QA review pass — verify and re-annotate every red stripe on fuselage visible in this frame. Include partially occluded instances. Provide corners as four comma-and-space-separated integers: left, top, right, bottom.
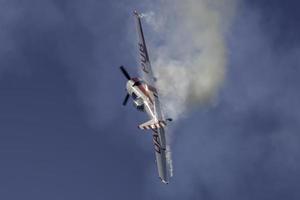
138, 84, 154, 105
131, 78, 155, 105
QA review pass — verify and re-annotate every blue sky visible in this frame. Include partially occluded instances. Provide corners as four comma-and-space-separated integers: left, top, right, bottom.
0, 0, 300, 199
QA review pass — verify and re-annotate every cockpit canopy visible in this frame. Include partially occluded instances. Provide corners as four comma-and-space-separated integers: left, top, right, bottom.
133, 95, 144, 112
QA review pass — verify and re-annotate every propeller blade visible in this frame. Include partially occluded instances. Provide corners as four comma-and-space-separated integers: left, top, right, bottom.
120, 66, 131, 80
122, 94, 130, 106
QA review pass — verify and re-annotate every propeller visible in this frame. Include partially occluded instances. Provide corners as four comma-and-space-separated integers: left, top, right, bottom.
122, 94, 130, 106
120, 66, 131, 106
120, 66, 131, 80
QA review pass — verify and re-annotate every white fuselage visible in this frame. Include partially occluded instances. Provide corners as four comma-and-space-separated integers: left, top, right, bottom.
126, 78, 157, 120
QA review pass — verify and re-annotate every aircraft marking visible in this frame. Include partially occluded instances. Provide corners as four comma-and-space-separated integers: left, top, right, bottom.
152, 133, 161, 154
139, 43, 149, 73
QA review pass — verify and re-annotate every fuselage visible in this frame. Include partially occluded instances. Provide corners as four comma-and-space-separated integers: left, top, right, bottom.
126, 78, 157, 120
126, 77, 170, 183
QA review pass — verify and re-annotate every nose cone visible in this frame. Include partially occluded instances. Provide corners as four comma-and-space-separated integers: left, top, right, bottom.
126, 80, 134, 93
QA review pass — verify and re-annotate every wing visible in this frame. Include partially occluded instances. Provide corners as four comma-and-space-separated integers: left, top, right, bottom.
134, 10, 155, 86
152, 127, 170, 184
134, 10, 171, 183
151, 81, 171, 183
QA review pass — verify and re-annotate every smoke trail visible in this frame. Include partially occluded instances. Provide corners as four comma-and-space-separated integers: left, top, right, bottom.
138, 0, 237, 184
144, 0, 237, 119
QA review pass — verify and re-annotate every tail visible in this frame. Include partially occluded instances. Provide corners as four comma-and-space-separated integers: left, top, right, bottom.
138, 118, 172, 130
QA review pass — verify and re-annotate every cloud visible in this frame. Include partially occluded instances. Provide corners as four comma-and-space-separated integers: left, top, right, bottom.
139, 0, 300, 199
141, 0, 237, 120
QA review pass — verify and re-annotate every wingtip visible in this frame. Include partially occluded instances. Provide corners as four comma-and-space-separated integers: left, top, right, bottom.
133, 10, 140, 17
159, 177, 169, 184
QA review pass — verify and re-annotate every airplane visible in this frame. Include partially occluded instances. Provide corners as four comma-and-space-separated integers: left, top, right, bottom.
120, 10, 172, 184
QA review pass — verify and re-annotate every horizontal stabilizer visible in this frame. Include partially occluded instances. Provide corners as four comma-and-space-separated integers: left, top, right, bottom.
138, 119, 167, 130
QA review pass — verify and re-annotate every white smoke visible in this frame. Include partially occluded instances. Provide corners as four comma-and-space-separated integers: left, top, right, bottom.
166, 144, 173, 177
144, 0, 237, 119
